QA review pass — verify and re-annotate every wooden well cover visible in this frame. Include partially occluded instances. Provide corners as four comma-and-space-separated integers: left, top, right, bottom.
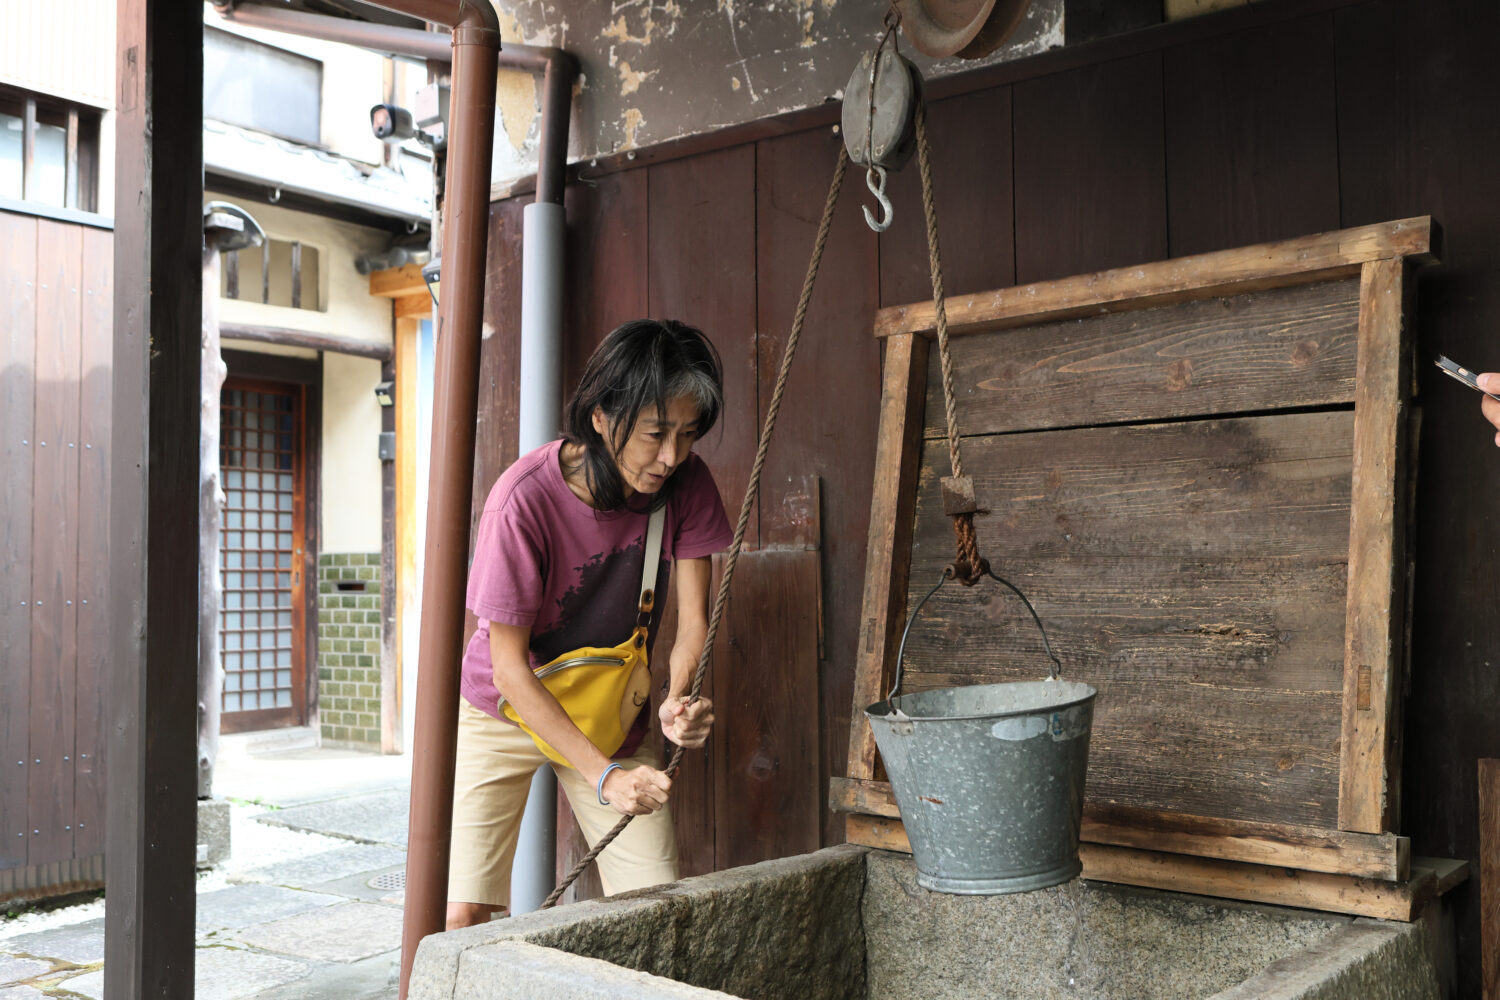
832, 218, 1445, 920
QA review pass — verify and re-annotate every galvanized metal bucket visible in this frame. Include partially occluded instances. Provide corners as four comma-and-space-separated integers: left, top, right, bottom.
866, 568, 1095, 894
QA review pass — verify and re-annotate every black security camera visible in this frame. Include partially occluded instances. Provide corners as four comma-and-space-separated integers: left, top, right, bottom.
371, 104, 416, 143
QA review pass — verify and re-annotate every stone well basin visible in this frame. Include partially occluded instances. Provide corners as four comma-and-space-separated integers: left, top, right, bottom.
409, 845, 1447, 1000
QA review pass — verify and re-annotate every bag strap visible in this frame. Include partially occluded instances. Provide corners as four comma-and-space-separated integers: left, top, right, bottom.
638, 505, 665, 613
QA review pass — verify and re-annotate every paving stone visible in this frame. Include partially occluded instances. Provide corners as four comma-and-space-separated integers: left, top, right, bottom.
0, 984, 46, 999
1, 920, 105, 966
46, 970, 101, 1000
246, 949, 398, 1000
60, 947, 311, 1000
0, 956, 50, 987
231, 844, 407, 890
196, 884, 346, 932
231, 902, 403, 964
255, 789, 409, 848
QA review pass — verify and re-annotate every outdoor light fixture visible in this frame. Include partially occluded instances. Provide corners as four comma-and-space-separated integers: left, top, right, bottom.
374, 380, 395, 407
371, 103, 416, 143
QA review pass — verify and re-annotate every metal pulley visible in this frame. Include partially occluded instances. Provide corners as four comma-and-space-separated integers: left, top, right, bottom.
841, 32, 922, 233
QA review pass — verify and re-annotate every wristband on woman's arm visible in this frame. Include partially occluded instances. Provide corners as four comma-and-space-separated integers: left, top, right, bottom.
596, 762, 623, 805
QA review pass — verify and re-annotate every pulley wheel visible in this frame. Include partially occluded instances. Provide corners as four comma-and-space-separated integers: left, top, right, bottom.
841, 44, 920, 173
897, 0, 1032, 60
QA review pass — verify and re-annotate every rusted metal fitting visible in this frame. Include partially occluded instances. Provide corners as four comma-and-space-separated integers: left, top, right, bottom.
940, 475, 985, 517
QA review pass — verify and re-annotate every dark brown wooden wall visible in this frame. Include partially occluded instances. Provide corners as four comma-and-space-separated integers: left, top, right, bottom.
476, 0, 1500, 984
1, 209, 111, 878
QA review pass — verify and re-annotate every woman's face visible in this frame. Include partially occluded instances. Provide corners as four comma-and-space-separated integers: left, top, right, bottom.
595, 395, 702, 498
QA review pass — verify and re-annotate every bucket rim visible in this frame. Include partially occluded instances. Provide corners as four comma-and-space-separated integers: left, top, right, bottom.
864, 678, 1096, 723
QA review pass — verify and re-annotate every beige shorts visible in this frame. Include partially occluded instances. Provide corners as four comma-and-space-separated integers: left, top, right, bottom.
448, 699, 680, 908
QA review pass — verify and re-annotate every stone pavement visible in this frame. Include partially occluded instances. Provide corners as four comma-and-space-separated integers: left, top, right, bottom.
0, 729, 414, 999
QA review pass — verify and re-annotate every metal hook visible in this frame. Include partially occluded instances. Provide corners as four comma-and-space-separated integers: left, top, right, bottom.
863, 165, 894, 233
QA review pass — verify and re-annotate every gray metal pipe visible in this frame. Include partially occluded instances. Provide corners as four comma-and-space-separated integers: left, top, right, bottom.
509, 199, 567, 914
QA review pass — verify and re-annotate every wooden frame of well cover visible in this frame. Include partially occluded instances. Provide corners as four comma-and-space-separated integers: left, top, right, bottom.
829, 217, 1464, 921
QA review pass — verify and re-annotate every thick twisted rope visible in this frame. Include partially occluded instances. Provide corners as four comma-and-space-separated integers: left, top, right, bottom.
914, 99, 987, 586
542, 146, 851, 908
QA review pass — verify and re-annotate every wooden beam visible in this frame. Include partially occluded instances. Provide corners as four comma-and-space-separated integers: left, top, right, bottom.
393, 318, 421, 756
843, 814, 1450, 922
1338, 257, 1412, 833
845, 333, 928, 785
368, 262, 426, 298
831, 779, 1408, 880
1482, 759, 1500, 1000
220, 322, 393, 361
105, 1, 203, 995
394, 291, 432, 319
873, 216, 1437, 340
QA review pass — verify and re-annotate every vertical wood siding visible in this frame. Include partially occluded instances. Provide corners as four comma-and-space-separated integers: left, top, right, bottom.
1, 211, 110, 874
0, 1, 116, 110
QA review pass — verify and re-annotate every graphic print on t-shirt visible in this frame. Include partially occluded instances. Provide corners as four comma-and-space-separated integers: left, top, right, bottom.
530, 537, 662, 666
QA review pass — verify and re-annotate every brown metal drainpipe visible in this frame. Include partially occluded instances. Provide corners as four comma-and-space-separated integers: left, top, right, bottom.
334, 3, 499, 998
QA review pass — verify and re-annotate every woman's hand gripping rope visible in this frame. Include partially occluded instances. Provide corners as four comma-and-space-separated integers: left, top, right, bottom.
659, 695, 715, 749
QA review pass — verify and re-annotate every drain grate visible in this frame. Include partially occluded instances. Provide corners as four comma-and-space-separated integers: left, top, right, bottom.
368, 870, 406, 891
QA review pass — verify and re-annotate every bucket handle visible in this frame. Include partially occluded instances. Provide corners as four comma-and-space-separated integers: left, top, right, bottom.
889, 565, 1063, 703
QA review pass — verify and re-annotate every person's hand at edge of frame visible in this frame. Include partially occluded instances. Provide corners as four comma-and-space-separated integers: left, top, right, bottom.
659, 695, 714, 749
1479, 373, 1500, 447
601, 764, 672, 817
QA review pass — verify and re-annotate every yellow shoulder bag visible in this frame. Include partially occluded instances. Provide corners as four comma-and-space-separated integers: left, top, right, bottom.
496, 506, 661, 768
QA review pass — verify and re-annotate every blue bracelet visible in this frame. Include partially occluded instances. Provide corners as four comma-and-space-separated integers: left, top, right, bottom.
596, 762, 623, 806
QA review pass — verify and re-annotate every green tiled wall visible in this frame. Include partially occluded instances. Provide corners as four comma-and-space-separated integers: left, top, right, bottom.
317, 552, 384, 747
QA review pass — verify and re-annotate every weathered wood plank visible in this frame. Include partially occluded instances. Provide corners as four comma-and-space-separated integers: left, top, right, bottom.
846, 334, 929, 785
755, 126, 879, 846
1162, 15, 1341, 257
73, 226, 111, 857
873, 216, 1435, 340
29, 220, 82, 866
0, 210, 37, 872
844, 814, 1436, 921
1013, 52, 1168, 285
878, 87, 1015, 308
647, 146, 759, 549
919, 279, 1361, 438
830, 777, 1408, 879
712, 549, 821, 869
910, 413, 1356, 566
1482, 759, 1500, 1000
1339, 257, 1411, 834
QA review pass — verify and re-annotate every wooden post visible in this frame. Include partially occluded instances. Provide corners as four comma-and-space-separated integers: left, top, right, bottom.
1482, 759, 1499, 1000
1338, 256, 1411, 833
106, 3, 203, 996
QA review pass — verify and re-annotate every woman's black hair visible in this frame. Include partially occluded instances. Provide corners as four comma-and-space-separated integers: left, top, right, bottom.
562, 318, 724, 513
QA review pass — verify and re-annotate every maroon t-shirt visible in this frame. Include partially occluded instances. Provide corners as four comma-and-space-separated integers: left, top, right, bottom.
461, 440, 733, 756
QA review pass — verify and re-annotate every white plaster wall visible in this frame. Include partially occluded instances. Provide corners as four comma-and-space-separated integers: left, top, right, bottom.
202, 2, 393, 167
321, 352, 386, 554
205, 193, 393, 343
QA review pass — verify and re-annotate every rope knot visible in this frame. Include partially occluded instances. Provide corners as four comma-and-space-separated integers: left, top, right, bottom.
949, 513, 988, 586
